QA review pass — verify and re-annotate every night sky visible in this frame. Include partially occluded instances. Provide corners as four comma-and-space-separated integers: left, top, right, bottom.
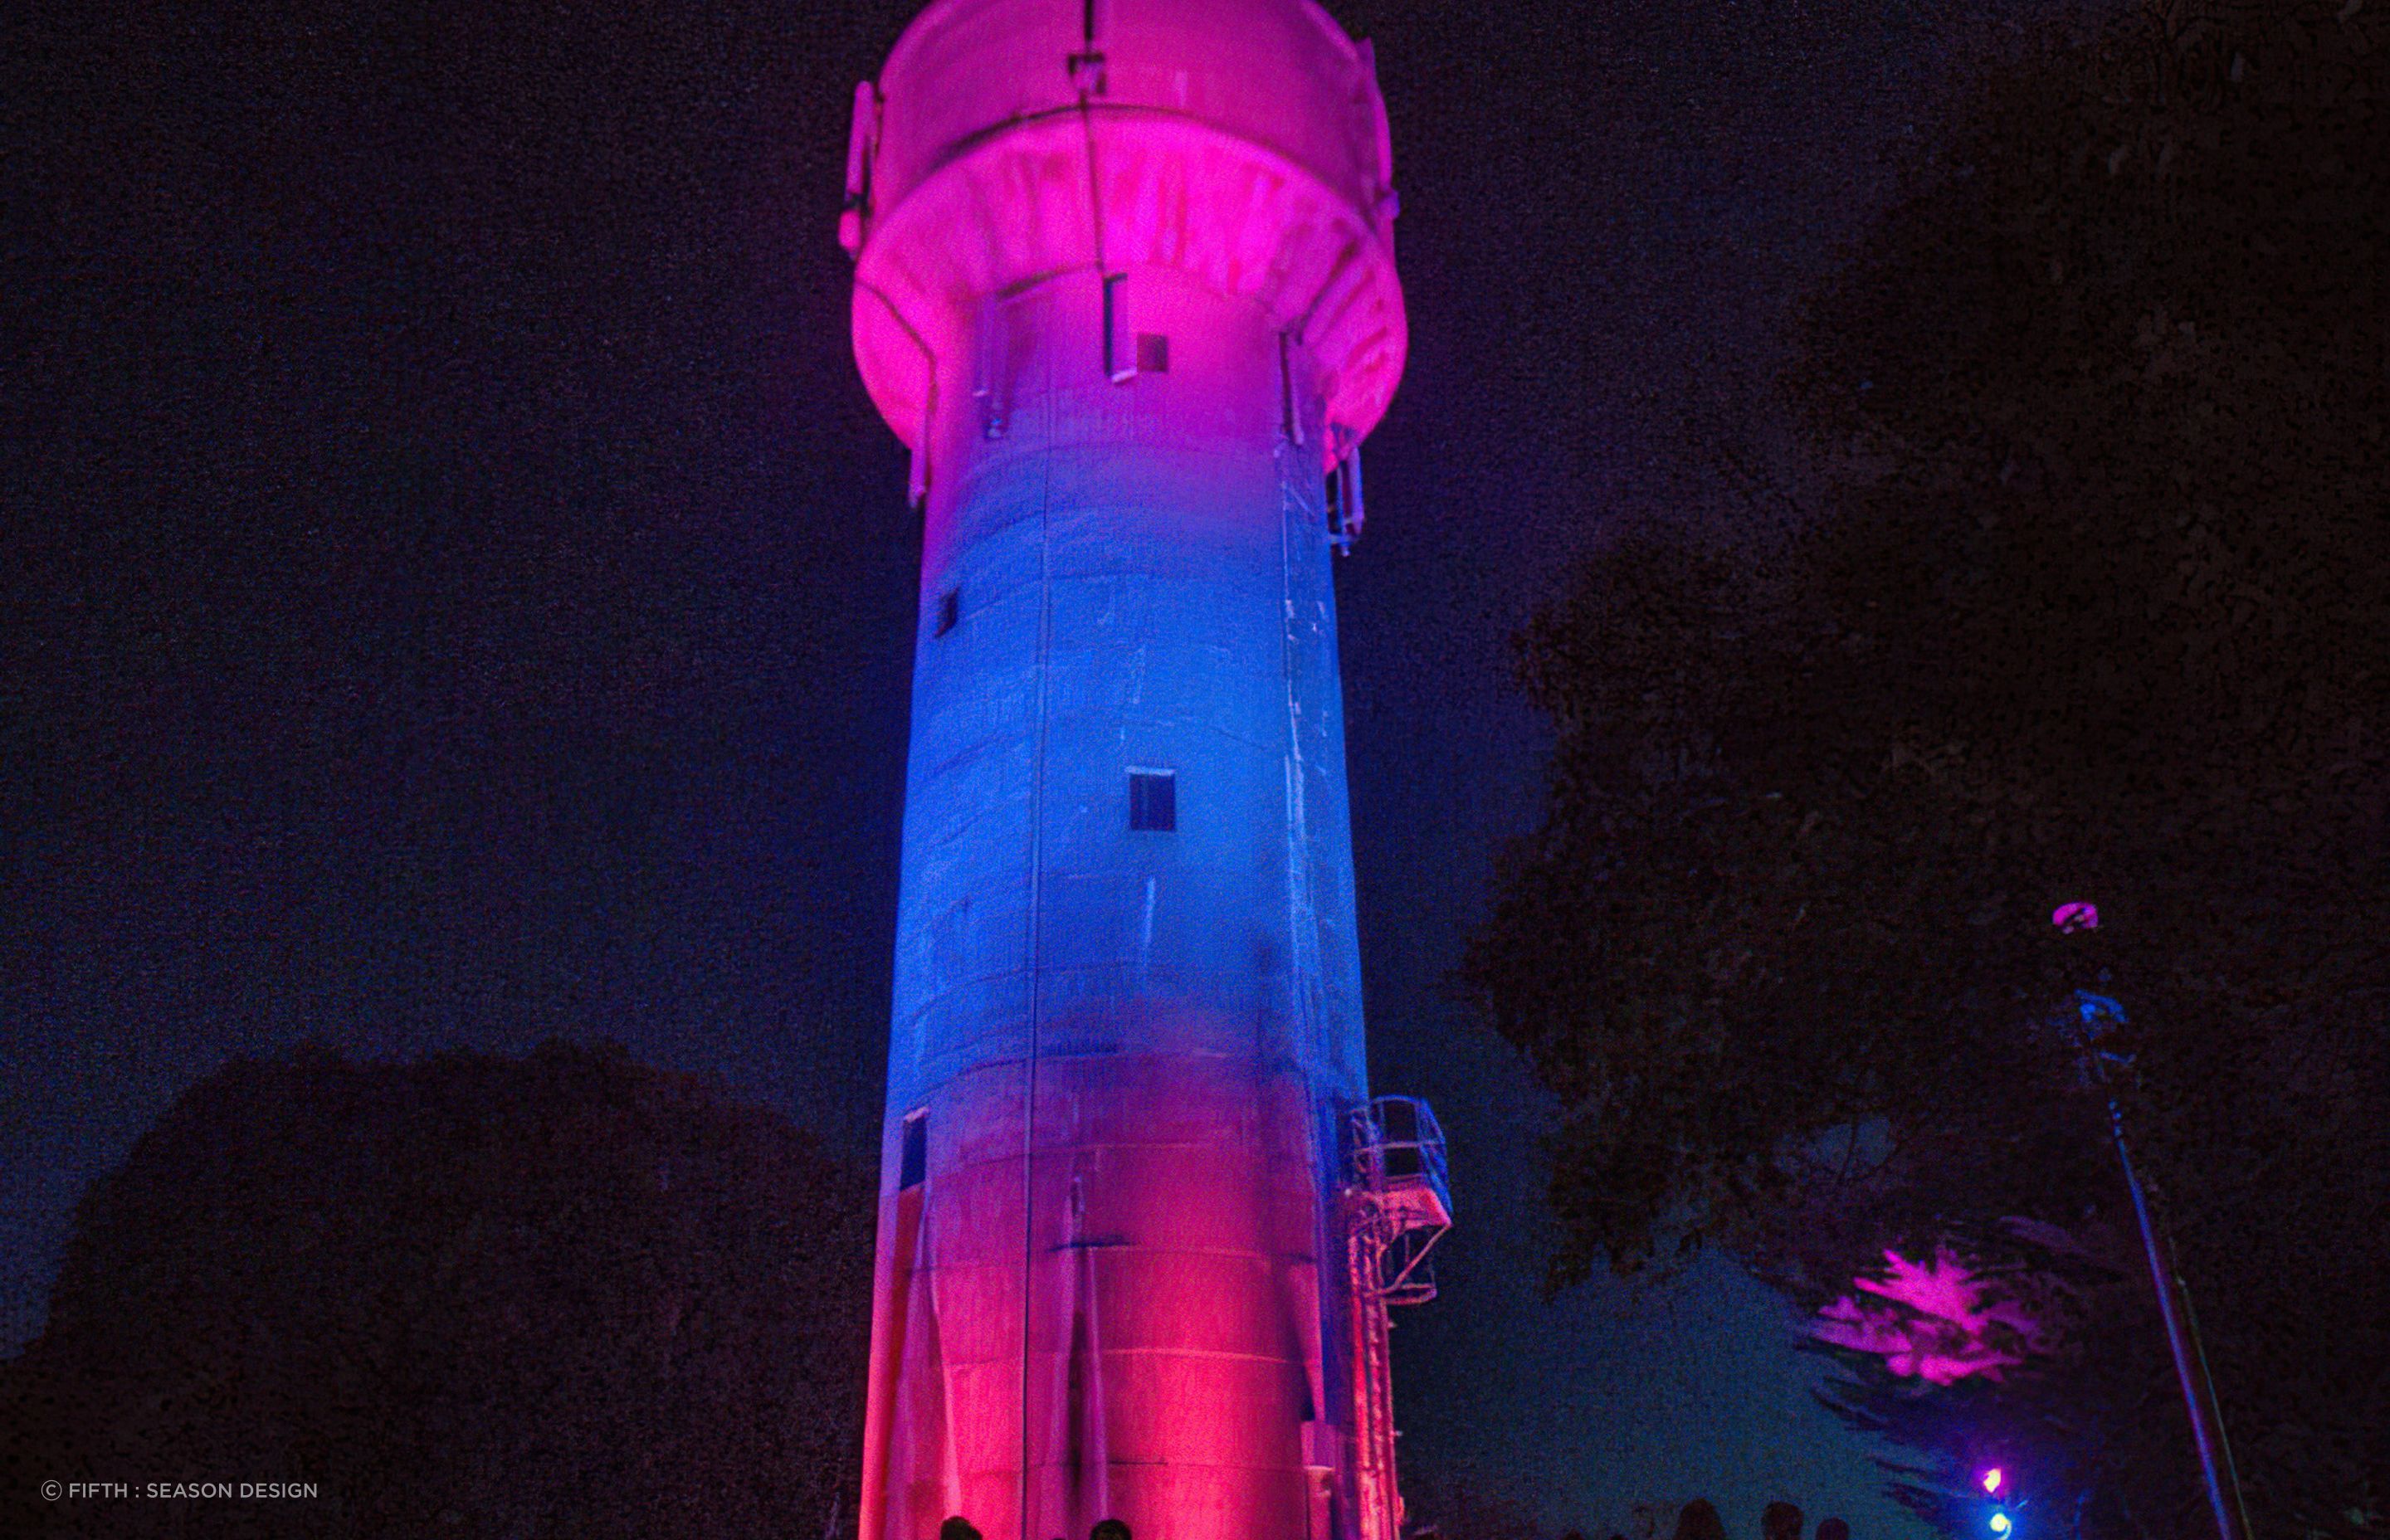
8, 0, 2075, 1532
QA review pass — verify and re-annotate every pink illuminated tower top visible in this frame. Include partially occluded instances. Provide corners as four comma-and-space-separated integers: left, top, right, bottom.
843, 0, 1405, 473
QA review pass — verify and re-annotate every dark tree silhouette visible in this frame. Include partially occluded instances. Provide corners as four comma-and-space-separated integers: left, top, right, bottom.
1466, 0, 2388, 1534
0, 1040, 871, 1538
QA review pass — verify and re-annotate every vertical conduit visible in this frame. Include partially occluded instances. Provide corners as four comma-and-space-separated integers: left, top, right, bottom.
1017, 322, 1056, 1540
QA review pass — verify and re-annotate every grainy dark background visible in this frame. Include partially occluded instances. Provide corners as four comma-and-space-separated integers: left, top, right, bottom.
6, 0, 2080, 1529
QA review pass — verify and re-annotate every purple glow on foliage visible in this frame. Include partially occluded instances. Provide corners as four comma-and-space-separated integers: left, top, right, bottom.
2051, 902, 2100, 933
1812, 1247, 2048, 1385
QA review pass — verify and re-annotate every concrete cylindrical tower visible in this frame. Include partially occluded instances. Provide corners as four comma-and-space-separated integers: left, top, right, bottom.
843, 5, 1418, 1539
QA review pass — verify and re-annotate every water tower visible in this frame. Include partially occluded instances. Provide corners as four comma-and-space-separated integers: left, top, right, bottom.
841, 2, 1446, 1536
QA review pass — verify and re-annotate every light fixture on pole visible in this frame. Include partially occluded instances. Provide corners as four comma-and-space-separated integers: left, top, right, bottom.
2051, 903, 2244, 1540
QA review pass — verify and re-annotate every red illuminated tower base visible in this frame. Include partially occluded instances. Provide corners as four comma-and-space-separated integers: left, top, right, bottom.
841, 4, 1446, 1538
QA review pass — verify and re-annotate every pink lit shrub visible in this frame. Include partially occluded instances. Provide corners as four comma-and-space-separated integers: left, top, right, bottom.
1812, 1246, 2060, 1385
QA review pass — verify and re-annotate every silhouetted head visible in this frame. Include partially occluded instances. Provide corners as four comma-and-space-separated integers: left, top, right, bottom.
939, 1520, 983, 1540
1817, 1521, 1851, 1540
1090, 1522, 1132, 1540
1672, 1500, 1728, 1540
1763, 1502, 1805, 1540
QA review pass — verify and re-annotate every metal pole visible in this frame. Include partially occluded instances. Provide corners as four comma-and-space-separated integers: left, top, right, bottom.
2173, 1256, 2256, 1540
2106, 1098, 2239, 1540
2056, 912, 2241, 1540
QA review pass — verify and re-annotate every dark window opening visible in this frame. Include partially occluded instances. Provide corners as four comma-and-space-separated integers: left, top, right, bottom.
899, 1110, 928, 1190
935, 587, 959, 637
1135, 332, 1169, 374
1128, 769, 1177, 832
1104, 274, 1134, 383
1324, 444, 1364, 551
1278, 331, 1304, 446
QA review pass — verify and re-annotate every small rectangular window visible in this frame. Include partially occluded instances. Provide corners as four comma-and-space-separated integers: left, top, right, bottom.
1135, 333, 1169, 374
899, 1110, 928, 1190
1278, 331, 1304, 446
1128, 768, 1176, 832
1104, 274, 1135, 383
1325, 444, 1363, 550
935, 587, 959, 637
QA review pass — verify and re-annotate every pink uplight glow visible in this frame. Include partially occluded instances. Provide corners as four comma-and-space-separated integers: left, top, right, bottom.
2051, 901, 2100, 933
1812, 1247, 2051, 1385
1981, 1468, 2005, 1495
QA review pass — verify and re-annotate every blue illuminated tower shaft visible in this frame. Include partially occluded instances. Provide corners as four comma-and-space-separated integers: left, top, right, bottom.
866, 267, 1370, 1540
841, 2, 1422, 1534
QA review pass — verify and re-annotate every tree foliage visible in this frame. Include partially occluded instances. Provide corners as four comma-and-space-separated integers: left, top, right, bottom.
1801, 1226, 2206, 1540
0, 1040, 872, 1539
1466, 0, 2388, 1533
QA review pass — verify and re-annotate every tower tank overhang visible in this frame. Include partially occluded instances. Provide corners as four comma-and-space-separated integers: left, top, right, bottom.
844, 0, 1406, 468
